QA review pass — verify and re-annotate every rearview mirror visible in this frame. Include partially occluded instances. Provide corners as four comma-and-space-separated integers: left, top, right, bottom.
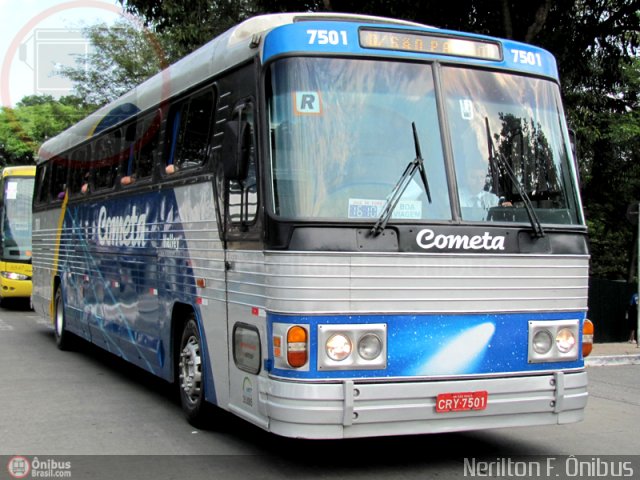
221, 119, 252, 180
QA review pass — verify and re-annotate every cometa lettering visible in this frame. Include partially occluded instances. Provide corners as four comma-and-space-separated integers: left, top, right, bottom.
416, 228, 505, 251
97, 206, 147, 247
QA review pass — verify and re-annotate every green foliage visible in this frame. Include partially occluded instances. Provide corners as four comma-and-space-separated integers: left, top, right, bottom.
58, 19, 171, 105
0, 95, 95, 166
119, 0, 258, 60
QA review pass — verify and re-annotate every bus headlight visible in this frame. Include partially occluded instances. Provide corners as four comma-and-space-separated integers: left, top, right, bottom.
326, 334, 352, 361
358, 334, 382, 360
528, 320, 579, 363
1, 271, 30, 281
532, 330, 553, 354
318, 324, 387, 371
556, 328, 576, 353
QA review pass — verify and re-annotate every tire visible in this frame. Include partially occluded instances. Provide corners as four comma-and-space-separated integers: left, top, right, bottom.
53, 288, 73, 351
178, 316, 212, 427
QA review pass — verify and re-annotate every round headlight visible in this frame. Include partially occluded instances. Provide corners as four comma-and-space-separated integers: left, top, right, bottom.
358, 334, 382, 360
533, 330, 553, 354
556, 328, 576, 353
326, 334, 352, 361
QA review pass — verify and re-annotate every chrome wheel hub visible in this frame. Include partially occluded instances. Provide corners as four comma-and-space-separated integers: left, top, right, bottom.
179, 335, 202, 403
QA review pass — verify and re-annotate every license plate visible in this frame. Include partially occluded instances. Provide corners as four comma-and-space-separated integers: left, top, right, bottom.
435, 390, 488, 413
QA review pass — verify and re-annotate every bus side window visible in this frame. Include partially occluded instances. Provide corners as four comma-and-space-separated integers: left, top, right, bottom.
135, 110, 161, 180
69, 147, 90, 196
226, 102, 258, 228
94, 129, 121, 191
50, 156, 68, 201
35, 163, 50, 206
120, 123, 137, 186
167, 88, 215, 173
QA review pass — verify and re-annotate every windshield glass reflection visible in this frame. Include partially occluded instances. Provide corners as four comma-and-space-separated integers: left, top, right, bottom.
268, 58, 451, 221
441, 67, 580, 225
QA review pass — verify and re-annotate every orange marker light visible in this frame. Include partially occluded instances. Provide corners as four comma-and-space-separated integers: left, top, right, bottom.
582, 319, 594, 357
287, 326, 308, 368
273, 335, 282, 358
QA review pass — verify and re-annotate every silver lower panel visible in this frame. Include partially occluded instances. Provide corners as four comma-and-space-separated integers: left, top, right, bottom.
257, 371, 588, 439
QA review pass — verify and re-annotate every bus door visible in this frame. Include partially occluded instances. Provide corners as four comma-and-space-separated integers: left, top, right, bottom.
220, 100, 267, 423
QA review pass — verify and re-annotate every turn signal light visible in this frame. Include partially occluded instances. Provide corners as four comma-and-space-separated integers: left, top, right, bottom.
582, 319, 594, 357
287, 326, 308, 368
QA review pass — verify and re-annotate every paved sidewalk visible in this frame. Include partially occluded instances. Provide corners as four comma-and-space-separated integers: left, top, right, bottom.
585, 342, 640, 366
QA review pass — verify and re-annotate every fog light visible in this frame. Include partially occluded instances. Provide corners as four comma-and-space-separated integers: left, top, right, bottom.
556, 328, 576, 353
358, 334, 382, 360
326, 333, 352, 361
533, 330, 553, 354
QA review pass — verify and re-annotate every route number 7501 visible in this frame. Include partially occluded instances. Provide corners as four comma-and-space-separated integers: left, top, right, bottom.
307, 29, 348, 46
510, 49, 542, 67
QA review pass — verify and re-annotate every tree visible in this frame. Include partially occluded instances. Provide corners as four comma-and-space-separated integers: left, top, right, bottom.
580, 58, 640, 280
119, 0, 258, 60
58, 19, 171, 106
0, 95, 95, 166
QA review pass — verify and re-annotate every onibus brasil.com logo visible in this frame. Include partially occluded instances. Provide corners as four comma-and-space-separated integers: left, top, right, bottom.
7, 456, 71, 478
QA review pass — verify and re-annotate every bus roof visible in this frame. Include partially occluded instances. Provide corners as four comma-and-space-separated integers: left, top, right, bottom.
37, 13, 430, 162
38, 12, 556, 162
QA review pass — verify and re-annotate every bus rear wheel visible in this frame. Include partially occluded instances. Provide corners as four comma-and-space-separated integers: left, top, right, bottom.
178, 316, 210, 427
53, 288, 73, 350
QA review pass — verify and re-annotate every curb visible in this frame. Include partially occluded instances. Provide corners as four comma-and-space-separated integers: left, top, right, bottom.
585, 354, 640, 367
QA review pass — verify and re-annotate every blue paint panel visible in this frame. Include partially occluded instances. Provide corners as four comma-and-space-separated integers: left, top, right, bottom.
268, 311, 585, 379
263, 22, 559, 80
92, 103, 140, 134
55, 188, 214, 398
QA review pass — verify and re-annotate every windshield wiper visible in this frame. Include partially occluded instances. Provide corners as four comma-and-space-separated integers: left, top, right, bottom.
485, 117, 545, 238
370, 122, 432, 237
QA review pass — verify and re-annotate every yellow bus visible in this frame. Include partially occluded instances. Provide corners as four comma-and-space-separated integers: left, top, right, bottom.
0, 165, 35, 305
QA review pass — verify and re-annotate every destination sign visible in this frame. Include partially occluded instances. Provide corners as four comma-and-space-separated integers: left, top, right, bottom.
359, 29, 501, 61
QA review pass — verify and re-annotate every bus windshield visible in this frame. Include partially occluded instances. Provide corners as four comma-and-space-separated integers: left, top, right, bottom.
442, 66, 580, 225
268, 57, 581, 226
2, 176, 34, 261
268, 57, 450, 221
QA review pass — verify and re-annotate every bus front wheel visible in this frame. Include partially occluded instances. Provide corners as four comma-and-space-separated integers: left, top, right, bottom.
178, 316, 210, 427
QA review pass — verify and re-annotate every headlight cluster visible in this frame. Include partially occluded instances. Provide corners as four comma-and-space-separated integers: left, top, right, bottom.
1, 271, 30, 281
318, 324, 387, 371
528, 320, 580, 363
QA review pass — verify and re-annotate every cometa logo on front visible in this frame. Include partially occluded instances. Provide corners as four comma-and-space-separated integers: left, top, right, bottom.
416, 228, 506, 251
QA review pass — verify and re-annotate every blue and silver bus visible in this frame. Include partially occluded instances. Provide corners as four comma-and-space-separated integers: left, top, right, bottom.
32, 13, 592, 439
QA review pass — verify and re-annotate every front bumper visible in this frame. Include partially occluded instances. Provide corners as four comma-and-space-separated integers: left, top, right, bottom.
257, 371, 588, 439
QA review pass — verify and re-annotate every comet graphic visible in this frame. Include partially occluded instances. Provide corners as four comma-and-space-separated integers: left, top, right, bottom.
415, 322, 496, 375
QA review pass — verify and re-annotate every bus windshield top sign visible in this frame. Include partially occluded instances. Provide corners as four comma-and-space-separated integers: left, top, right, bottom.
359, 29, 502, 61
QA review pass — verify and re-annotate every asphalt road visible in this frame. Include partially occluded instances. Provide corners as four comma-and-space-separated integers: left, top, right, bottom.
1, 300, 638, 480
